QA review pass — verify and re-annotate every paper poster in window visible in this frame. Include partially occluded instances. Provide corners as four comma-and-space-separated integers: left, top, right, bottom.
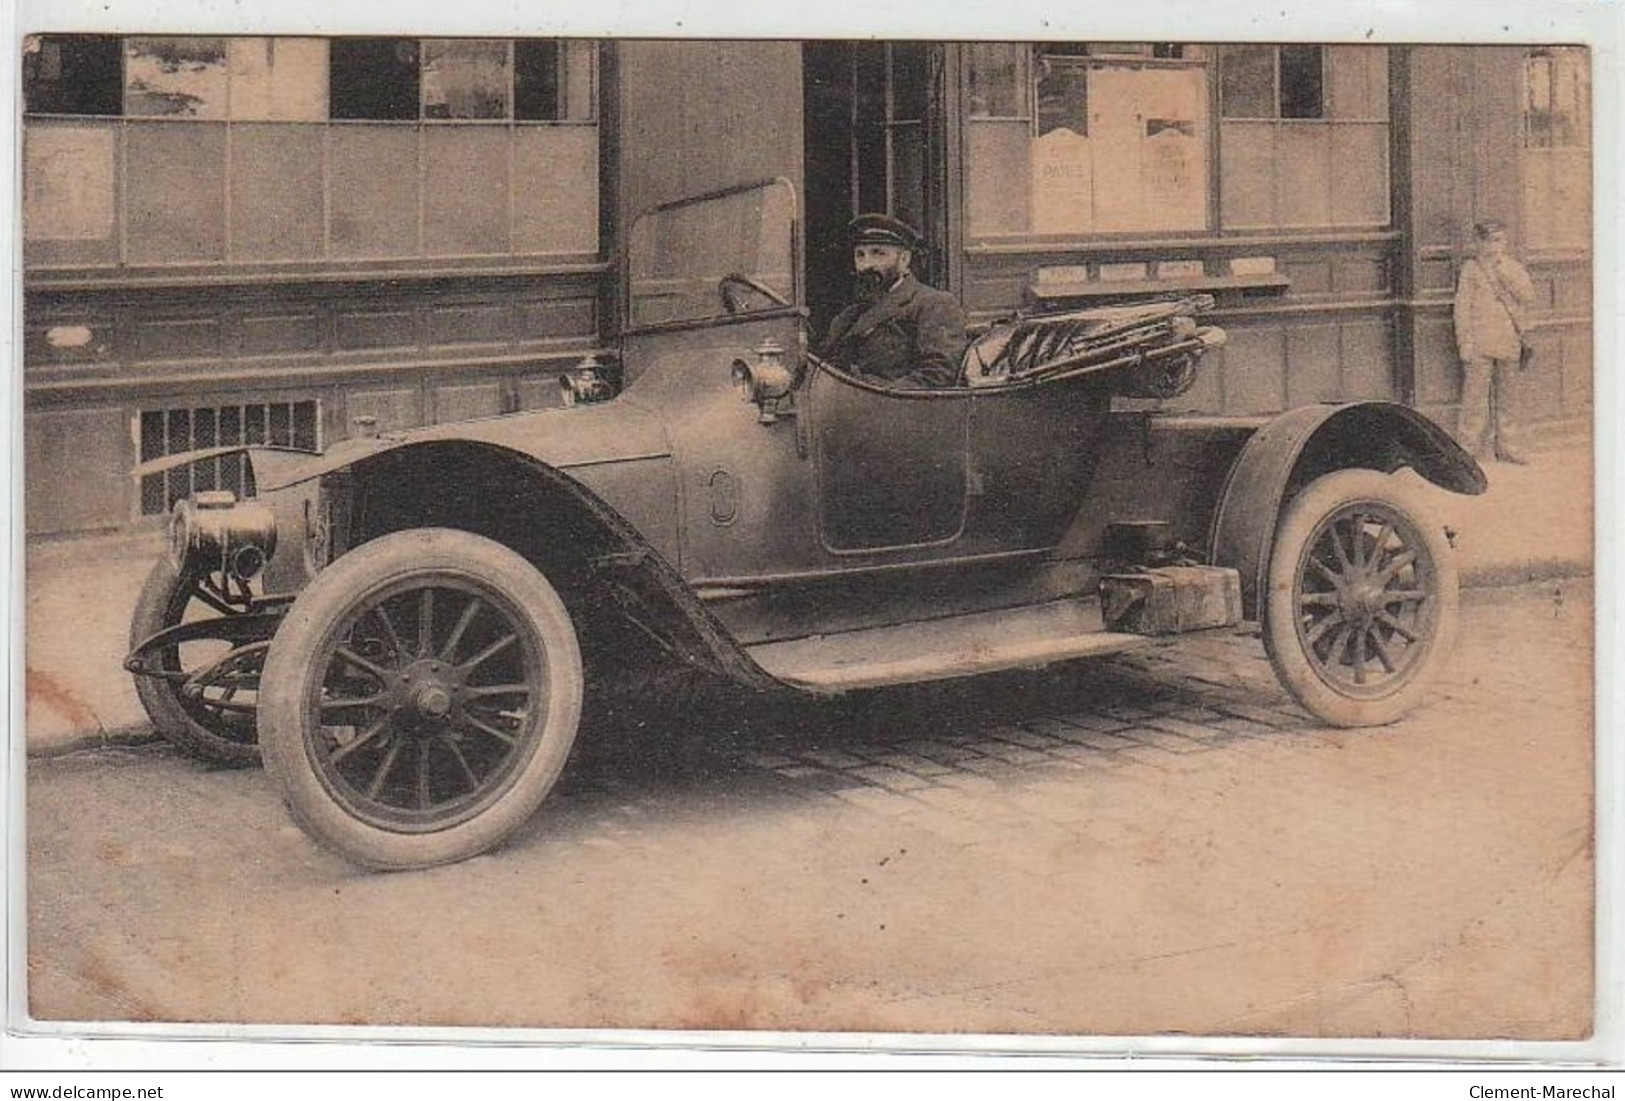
23, 126, 115, 242
1030, 126, 1094, 235
1142, 121, 1203, 228
1137, 66, 1208, 231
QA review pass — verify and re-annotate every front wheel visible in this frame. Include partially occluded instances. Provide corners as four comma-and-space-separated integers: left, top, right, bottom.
129, 558, 264, 766
1262, 469, 1458, 727
258, 529, 584, 870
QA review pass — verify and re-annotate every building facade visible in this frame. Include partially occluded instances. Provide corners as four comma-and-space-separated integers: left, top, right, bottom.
21, 37, 1592, 537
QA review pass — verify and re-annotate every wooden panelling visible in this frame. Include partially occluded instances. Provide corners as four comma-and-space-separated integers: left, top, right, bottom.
1281, 260, 1332, 295
1165, 341, 1224, 415
516, 298, 597, 342
239, 313, 324, 357
346, 386, 424, 435
425, 304, 510, 347
434, 381, 506, 423
25, 406, 130, 534
1420, 257, 1456, 294
130, 318, 222, 362
25, 318, 117, 367
1340, 318, 1393, 400
1335, 258, 1387, 295
518, 375, 570, 411
1414, 313, 1461, 407
1284, 324, 1342, 406
1560, 328, 1593, 418
1218, 323, 1287, 414
336, 309, 417, 351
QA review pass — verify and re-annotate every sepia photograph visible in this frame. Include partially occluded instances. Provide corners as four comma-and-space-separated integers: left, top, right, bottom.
9, 0, 1613, 1067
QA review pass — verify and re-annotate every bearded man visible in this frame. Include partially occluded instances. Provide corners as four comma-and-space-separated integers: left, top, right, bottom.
817, 214, 968, 389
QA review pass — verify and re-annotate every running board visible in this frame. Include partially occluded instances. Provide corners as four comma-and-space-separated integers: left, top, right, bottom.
745, 598, 1155, 693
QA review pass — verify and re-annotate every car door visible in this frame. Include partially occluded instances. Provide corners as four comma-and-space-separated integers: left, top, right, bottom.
808, 366, 971, 554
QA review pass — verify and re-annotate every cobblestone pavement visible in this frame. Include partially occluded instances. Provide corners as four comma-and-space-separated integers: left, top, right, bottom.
546, 622, 1326, 849
26, 579, 1593, 1040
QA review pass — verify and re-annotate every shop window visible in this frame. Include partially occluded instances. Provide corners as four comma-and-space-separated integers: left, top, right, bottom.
965, 43, 1209, 238
22, 35, 123, 116
1521, 47, 1590, 251
1218, 45, 1389, 230
24, 35, 600, 265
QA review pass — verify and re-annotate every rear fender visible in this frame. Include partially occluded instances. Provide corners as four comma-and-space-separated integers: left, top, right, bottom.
1210, 401, 1486, 617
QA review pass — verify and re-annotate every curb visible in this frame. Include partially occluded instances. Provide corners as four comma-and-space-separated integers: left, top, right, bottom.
25, 562, 1593, 760
28, 724, 163, 761
1461, 558, 1593, 592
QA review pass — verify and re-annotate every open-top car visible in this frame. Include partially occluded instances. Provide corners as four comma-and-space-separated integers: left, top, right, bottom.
127, 178, 1486, 870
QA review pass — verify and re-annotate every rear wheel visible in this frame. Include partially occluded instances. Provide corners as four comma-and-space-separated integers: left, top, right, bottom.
1262, 469, 1458, 727
258, 529, 583, 870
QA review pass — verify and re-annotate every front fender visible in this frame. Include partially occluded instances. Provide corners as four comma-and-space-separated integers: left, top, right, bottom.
1210, 401, 1486, 617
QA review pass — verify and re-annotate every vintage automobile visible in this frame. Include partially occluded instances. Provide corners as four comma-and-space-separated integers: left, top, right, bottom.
127, 179, 1486, 870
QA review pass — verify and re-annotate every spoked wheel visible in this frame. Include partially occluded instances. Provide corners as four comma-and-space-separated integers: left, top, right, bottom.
128, 558, 270, 765
1263, 469, 1458, 727
259, 529, 583, 870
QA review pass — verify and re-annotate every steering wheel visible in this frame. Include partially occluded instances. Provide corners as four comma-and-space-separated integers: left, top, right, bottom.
719, 272, 790, 314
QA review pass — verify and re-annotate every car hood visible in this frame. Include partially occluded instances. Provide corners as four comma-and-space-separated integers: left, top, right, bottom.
132, 398, 674, 493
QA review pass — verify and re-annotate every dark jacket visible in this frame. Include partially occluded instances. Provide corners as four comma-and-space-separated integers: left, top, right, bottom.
819, 274, 968, 389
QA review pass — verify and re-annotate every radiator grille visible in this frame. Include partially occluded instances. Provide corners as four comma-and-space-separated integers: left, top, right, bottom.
137, 400, 320, 515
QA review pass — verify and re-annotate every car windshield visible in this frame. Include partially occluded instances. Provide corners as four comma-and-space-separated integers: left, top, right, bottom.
627, 179, 797, 328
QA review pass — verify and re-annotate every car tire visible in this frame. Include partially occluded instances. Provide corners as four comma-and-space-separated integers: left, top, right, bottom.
1262, 468, 1458, 728
129, 557, 263, 766
258, 528, 584, 870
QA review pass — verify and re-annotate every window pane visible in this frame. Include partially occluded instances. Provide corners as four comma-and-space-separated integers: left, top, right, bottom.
125, 122, 226, 261
230, 124, 324, 260
513, 125, 599, 253
514, 40, 560, 120
965, 119, 1032, 234
329, 124, 419, 257
1036, 56, 1088, 137
23, 122, 117, 243
125, 37, 227, 118
891, 42, 930, 121
1325, 45, 1387, 120
423, 127, 509, 254
1329, 122, 1389, 225
562, 40, 596, 121
1220, 44, 1275, 118
24, 35, 122, 116
423, 39, 509, 120
1278, 45, 1324, 119
330, 38, 419, 120
1278, 124, 1331, 224
1527, 47, 1590, 149
1219, 121, 1276, 228
228, 38, 327, 121
966, 43, 1027, 118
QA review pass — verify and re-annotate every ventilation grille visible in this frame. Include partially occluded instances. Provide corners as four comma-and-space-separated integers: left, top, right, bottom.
137, 400, 320, 515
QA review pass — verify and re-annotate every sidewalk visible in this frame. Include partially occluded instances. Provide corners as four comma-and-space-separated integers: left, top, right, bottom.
19, 439, 1594, 758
